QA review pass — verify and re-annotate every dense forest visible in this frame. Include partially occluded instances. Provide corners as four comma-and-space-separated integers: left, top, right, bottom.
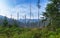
0, 0, 60, 38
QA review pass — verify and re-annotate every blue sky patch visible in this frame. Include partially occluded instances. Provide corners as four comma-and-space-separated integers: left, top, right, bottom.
0, 0, 48, 19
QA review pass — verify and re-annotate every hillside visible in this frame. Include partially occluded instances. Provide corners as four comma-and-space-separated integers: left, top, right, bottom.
0, 15, 49, 28
0, 27, 60, 38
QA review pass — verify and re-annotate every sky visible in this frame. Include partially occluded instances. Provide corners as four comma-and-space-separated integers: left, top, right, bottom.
0, 0, 48, 19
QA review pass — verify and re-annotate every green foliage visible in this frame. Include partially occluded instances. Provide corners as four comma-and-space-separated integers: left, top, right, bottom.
0, 26, 60, 38
0, 0, 60, 38
43, 0, 60, 28
3, 17, 8, 27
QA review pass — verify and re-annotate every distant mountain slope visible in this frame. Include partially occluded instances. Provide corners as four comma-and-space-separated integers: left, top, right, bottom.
0, 15, 49, 28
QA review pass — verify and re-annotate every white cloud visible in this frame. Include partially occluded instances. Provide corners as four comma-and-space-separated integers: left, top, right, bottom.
0, 0, 47, 19
11, 4, 43, 19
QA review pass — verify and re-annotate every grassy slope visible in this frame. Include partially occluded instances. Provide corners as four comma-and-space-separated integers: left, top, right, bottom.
0, 27, 60, 38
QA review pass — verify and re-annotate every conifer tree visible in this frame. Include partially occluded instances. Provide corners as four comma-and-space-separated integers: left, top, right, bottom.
44, 0, 60, 28
3, 16, 8, 27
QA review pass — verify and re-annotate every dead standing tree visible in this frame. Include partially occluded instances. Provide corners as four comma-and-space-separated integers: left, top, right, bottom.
17, 12, 19, 20
24, 14, 27, 27
29, 0, 32, 28
37, 0, 40, 27
11, 13, 12, 19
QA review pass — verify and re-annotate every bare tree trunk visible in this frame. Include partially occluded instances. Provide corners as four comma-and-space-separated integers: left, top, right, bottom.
30, 0, 32, 28
38, 8, 40, 27
17, 12, 19, 20
37, 0, 40, 28
11, 13, 12, 19
25, 14, 26, 27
